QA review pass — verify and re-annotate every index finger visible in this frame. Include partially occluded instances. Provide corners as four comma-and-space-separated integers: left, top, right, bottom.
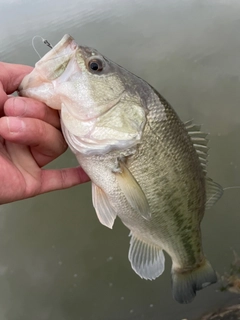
0, 62, 33, 115
0, 62, 33, 94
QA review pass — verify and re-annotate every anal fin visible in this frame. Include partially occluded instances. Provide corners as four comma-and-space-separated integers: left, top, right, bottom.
92, 183, 117, 229
128, 232, 165, 280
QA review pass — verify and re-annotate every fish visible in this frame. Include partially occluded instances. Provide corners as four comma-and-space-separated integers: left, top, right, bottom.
19, 34, 223, 304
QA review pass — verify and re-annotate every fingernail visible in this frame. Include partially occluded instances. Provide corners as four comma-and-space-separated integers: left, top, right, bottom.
7, 117, 25, 133
12, 97, 27, 116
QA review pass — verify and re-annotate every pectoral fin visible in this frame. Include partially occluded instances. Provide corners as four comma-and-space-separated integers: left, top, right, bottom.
128, 232, 165, 280
114, 161, 151, 220
92, 183, 117, 229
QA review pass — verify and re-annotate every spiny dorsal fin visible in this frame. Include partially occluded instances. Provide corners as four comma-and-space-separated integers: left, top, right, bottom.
113, 160, 151, 220
185, 120, 209, 173
185, 120, 223, 209
128, 232, 165, 280
185, 120, 201, 132
205, 177, 223, 210
92, 183, 117, 229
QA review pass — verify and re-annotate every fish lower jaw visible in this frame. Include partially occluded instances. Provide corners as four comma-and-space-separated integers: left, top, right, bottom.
72, 138, 138, 156
19, 81, 61, 109
62, 124, 140, 156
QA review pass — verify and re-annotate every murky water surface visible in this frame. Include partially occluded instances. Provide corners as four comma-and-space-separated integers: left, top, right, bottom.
1, 0, 240, 319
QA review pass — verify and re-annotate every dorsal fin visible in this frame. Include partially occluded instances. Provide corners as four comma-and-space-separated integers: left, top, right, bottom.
185, 120, 209, 173
205, 177, 223, 210
184, 120, 202, 132
185, 120, 223, 209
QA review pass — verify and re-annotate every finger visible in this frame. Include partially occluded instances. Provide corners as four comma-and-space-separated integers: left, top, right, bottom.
0, 116, 67, 167
39, 167, 90, 194
0, 63, 33, 116
0, 82, 8, 116
4, 96, 61, 129
0, 62, 33, 94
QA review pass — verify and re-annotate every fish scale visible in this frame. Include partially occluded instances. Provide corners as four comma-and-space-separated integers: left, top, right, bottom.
19, 34, 223, 304
125, 109, 204, 263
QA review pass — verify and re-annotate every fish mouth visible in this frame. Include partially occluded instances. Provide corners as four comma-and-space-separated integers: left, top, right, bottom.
37, 34, 78, 63
18, 34, 79, 105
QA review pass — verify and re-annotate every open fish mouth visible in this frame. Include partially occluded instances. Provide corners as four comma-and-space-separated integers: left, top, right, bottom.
18, 34, 79, 109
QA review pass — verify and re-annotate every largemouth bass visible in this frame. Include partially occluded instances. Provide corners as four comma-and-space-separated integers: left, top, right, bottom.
19, 34, 223, 304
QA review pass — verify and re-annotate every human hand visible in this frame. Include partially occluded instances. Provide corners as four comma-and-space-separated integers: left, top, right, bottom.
0, 62, 90, 204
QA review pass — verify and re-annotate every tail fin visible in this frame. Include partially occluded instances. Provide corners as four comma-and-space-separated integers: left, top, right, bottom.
171, 259, 217, 304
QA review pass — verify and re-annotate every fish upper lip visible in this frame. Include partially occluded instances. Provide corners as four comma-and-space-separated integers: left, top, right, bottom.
37, 34, 76, 62
18, 77, 29, 93
18, 35, 78, 93
18, 86, 23, 93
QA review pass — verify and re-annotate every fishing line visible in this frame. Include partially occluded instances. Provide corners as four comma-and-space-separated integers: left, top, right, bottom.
32, 35, 53, 59
223, 186, 240, 191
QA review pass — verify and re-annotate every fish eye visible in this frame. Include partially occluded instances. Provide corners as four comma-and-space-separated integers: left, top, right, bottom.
88, 59, 103, 72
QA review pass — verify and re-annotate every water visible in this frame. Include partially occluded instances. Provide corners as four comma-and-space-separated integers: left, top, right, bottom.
1, 0, 240, 319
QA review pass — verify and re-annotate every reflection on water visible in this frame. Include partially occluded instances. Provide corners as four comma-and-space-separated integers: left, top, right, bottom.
1, 0, 240, 319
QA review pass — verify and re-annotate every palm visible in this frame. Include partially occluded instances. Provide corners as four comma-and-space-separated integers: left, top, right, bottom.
0, 139, 42, 203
